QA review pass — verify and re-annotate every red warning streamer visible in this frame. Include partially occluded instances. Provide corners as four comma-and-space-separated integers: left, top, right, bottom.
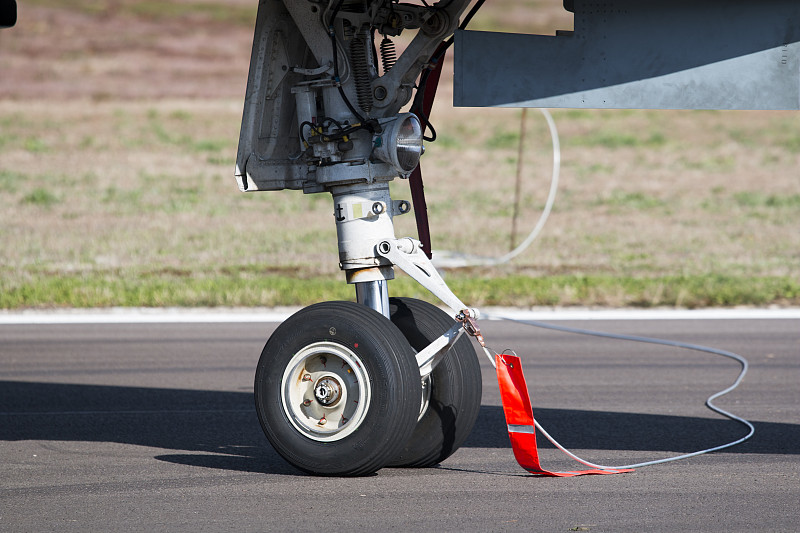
495, 353, 633, 477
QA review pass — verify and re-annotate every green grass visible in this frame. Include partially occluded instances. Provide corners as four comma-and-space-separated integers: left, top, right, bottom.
0, 170, 24, 193
26, 0, 257, 26
2, 102, 797, 310
144, 111, 235, 153
2, 271, 798, 309
435, 134, 462, 149
702, 190, 800, 219
21, 188, 60, 207
128, 1, 257, 25
23, 137, 49, 153
568, 131, 667, 149
733, 191, 800, 209
680, 155, 736, 172
486, 129, 521, 149
594, 190, 666, 211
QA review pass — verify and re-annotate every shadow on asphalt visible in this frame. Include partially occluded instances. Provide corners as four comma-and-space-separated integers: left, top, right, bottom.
1, 381, 796, 475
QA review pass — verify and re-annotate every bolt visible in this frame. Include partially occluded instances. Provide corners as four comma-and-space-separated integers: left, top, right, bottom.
319, 415, 327, 425
302, 374, 312, 382
315, 383, 330, 401
303, 399, 312, 406
422, 11, 447, 36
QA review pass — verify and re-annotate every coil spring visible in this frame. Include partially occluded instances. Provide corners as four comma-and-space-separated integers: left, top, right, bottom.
380, 37, 397, 74
349, 35, 373, 113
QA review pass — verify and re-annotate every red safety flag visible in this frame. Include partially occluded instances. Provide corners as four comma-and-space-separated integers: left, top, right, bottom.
495, 353, 633, 477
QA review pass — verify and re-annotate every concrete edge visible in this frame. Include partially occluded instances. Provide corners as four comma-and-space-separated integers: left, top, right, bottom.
1, 306, 799, 324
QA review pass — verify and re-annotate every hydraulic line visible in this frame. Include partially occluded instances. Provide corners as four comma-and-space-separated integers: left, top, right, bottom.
328, 0, 366, 123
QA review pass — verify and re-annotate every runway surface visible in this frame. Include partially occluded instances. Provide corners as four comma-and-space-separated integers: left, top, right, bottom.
1, 314, 797, 531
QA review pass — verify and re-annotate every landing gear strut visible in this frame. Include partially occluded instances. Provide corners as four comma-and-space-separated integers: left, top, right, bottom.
239, 0, 482, 475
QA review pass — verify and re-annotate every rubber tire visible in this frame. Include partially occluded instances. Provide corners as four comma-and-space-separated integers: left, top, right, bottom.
387, 297, 482, 467
254, 301, 422, 476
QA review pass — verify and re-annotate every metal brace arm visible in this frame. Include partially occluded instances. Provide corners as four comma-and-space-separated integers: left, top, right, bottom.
376, 238, 479, 319
377, 237, 485, 377
415, 322, 464, 379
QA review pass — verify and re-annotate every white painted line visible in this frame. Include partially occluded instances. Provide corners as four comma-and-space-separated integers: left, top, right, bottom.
482, 307, 800, 321
0, 409, 253, 416
0, 307, 798, 325
0, 307, 298, 325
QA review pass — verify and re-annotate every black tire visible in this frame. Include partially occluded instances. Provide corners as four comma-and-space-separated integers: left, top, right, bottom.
387, 297, 482, 467
254, 301, 422, 476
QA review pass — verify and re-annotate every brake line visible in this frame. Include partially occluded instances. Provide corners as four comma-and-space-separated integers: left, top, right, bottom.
478, 314, 755, 473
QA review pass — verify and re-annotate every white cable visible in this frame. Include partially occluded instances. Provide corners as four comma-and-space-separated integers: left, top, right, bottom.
486, 314, 755, 470
432, 108, 560, 268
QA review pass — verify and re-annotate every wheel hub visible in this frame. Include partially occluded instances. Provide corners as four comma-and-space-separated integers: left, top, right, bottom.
314, 376, 342, 406
280, 342, 371, 442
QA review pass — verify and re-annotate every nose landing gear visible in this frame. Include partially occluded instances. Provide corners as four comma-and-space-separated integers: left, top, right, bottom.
255, 296, 483, 476
242, 0, 482, 476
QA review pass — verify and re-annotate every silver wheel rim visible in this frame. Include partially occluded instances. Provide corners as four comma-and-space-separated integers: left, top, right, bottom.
281, 342, 371, 442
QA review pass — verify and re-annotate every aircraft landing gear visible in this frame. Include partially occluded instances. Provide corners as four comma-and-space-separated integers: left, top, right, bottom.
240, 0, 483, 476
254, 297, 483, 476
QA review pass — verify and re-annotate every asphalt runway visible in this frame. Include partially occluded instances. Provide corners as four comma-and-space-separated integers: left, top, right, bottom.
1, 316, 798, 532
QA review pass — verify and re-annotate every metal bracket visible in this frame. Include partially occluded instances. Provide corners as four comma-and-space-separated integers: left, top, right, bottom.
292, 62, 333, 76
376, 238, 478, 319
415, 322, 464, 379
377, 237, 486, 376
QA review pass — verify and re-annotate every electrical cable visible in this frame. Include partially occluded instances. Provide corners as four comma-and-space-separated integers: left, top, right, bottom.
403, 0, 753, 470
432, 108, 560, 267
411, 0, 485, 128
481, 314, 756, 470
458, 0, 486, 30
419, 114, 437, 142
328, 0, 366, 123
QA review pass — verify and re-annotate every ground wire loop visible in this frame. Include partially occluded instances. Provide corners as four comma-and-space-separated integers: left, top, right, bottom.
482, 314, 755, 475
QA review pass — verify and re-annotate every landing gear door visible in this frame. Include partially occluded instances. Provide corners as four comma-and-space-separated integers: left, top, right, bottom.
235, 0, 316, 192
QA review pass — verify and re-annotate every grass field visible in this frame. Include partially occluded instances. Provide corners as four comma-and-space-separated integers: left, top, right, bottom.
1, 1, 798, 309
